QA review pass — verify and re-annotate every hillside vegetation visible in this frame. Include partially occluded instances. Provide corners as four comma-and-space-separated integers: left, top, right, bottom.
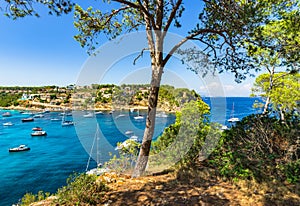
19, 99, 300, 206
0, 84, 200, 112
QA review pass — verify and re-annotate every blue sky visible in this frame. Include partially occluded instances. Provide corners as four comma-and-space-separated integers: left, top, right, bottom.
0, 1, 258, 96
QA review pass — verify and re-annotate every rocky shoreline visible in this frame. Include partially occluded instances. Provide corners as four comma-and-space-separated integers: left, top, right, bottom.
0, 103, 176, 113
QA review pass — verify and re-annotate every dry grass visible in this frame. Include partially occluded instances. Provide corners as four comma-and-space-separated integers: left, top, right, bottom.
31, 167, 300, 206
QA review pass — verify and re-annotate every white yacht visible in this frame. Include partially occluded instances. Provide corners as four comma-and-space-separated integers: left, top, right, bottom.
3, 122, 13, 126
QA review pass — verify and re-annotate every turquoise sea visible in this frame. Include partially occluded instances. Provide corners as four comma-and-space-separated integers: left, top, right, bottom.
0, 97, 262, 205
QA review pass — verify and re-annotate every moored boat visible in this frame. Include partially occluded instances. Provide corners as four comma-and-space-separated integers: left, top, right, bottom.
86, 167, 110, 176
9, 145, 30, 152
134, 115, 144, 120
115, 137, 140, 150
125, 130, 134, 135
129, 135, 139, 141
134, 109, 144, 120
3, 122, 14, 126
62, 120, 74, 126
228, 117, 240, 123
95, 111, 103, 115
31, 131, 47, 136
156, 112, 168, 118
33, 114, 44, 118
32, 127, 43, 131
2, 112, 12, 117
22, 118, 34, 122
21, 112, 33, 115
83, 112, 93, 118
228, 102, 240, 123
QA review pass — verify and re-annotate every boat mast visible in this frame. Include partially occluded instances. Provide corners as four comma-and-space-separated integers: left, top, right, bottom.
231, 102, 235, 118
96, 125, 99, 165
85, 127, 98, 172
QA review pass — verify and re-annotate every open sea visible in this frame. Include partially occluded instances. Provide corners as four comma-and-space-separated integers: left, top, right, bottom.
0, 97, 262, 206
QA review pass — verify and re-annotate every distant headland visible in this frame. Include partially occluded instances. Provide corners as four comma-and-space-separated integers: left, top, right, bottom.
0, 84, 201, 112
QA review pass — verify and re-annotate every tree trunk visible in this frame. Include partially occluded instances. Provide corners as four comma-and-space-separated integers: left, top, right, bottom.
132, 66, 163, 177
263, 96, 270, 114
132, 1, 165, 177
263, 66, 274, 115
279, 107, 285, 122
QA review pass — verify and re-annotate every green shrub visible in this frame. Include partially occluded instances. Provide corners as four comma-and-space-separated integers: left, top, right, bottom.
105, 140, 141, 174
19, 191, 50, 206
55, 173, 108, 205
205, 114, 300, 183
149, 100, 213, 169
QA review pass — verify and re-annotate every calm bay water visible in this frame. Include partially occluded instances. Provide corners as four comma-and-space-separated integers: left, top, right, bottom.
0, 97, 261, 205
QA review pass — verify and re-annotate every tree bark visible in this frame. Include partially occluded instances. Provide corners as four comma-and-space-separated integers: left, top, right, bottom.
279, 107, 285, 122
263, 96, 270, 114
263, 66, 274, 115
132, 67, 163, 177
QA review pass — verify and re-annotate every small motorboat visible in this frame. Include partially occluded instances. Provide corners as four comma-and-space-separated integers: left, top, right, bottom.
228, 102, 240, 123
125, 130, 134, 135
31, 131, 47, 136
115, 138, 139, 150
95, 111, 103, 115
21, 112, 33, 115
134, 115, 144, 120
33, 114, 44, 118
156, 112, 168, 118
2, 112, 12, 117
50, 118, 61, 121
86, 167, 110, 176
228, 117, 240, 123
9, 145, 30, 152
22, 118, 34, 122
60, 112, 72, 116
32, 127, 43, 131
129, 135, 139, 141
115, 114, 126, 119
83, 112, 93, 118
221, 125, 228, 130
3, 122, 14, 126
62, 120, 74, 126
134, 109, 144, 120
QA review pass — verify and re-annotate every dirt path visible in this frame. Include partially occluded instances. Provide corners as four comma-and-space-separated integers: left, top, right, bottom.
98, 171, 282, 206
31, 168, 300, 206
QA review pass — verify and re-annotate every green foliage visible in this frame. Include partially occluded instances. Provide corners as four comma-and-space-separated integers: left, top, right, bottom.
19, 191, 50, 206
252, 72, 300, 115
94, 84, 200, 109
283, 160, 300, 183
55, 173, 108, 205
246, 1, 300, 67
73, 1, 300, 80
106, 140, 141, 174
150, 100, 212, 168
2, 0, 73, 19
206, 114, 300, 183
0, 91, 22, 107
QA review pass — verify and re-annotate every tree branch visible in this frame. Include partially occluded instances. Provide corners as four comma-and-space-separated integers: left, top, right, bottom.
113, 0, 156, 29
156, 0, 164, 30
163, 29, 227, 67
133, 48, 149, 65
164, 0, 182, 32
104, 6, 130, 26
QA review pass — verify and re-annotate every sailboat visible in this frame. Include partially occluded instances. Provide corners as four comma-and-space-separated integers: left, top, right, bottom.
61, 110, 74, 126
86, 125, 110, 175
133, 109, 144, 120
228, 102, 240, 123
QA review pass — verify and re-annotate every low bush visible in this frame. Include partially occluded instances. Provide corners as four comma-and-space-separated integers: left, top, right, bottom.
206, 114, 300, 183
19, 191, 51, 206
55, 173, 108, 205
